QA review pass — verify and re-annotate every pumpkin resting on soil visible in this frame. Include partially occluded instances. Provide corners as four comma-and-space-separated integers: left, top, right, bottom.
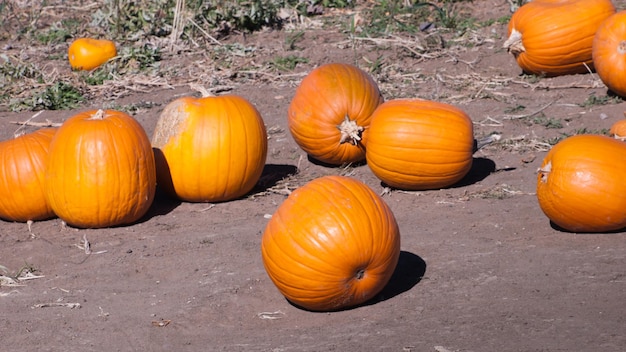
504, 0, 615, 76
365, 99, 475, 190
152, 94, 268, 202
0, 128, 57, 222
536, 134, 626, 232
261, 175, 401, 311
45, 109, 156, 228
287, 63, 383, 165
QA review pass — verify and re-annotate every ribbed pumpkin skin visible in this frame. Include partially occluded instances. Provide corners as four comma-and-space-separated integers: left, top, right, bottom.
261, 175, 400, 311
0, 128, 57, 222
592, 10, 626, 97
152, 95, 268, 202
504, 0, 615, 76
536, 134, 626, 232
287, 63, 383, 165
45, 110, 156, 228
365, 99, 474, 190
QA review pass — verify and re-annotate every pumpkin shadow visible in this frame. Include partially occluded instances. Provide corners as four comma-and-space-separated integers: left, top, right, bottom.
307, 154, 367, 168
287, 250, 426, 312
365, 250, 427, 306
251, 163, 299, 194
450, 156, 498, 188
549, 221, 626, 234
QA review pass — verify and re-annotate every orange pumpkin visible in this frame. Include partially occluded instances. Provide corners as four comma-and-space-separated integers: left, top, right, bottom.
609, 117, 626, 141
592, 10, 626, 97
536, 134, 626, 232
365, 99, 475, 190
152, 94, 268, 202
261, 175, 400, 311
287, 63, 383, 165
504, 0, 615, 76
68, 38, 117, 70
45, 109, 156, 228
0, 128, 57, 222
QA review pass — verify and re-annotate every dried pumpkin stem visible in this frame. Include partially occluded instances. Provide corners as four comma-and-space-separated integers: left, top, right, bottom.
503, 28, 525, 57
538, 161, 551, 183
189, 83, 214, 97
91, 109, 106, 120
337, 115, 364, 145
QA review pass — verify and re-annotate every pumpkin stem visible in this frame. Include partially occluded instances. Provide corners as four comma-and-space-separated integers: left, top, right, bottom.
91, 109, 106, 120
355, 269, 365, 280
473, 133, 501, 153
337, 115, 364, 145
619, 40, 626, 55
503, 28, 525, 57
189, 82, 214, 98
537, 161, 551, 183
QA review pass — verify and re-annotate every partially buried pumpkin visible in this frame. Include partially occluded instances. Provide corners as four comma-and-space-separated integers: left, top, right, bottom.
0, 128, 57, 222
152, 93, 268, 202
365, 99, 475, 190
45, 109, 156, 228
261, 175, 401, 311
536, 134, 626, 232
504, 0, 615, 76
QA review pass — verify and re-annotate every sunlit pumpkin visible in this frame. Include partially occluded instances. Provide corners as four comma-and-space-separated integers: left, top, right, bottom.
504, 0, 615, 76
152, 93, 267, 202
592, 10, 626, 97
365, 99, 475, 190
0, 128, 57, 222
45, 109, 156, 228
536, 134, 626, 232
261, 175, 401, 311
287, 63, 383, 165
68, 38, 117, 70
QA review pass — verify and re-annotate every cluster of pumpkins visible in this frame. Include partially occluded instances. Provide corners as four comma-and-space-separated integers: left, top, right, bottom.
2, 0, 626, 312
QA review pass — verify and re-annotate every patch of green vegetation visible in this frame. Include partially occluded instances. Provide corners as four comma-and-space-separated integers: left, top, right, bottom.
544, 127, 610, 146
285, 30, 305, 50
11, 81, 84, 111
533, 116, 563, 129
117, 44, 162, 71
579, 93, 623, 107
504, 104, 525, 114
270, 55, 309, 71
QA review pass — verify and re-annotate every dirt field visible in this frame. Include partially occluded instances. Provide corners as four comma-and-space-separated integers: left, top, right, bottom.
1, 1, 626, 351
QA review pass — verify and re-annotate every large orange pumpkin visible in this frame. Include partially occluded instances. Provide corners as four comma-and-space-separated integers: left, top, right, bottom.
504, 0, 615, 76
261, 175, 400, 311
68, 38, 117, 71
152, 94, 267, 202
365, 99, 475, 190
0, 128, 57, 222
287, 63, 383, 165
592, 10, 626, 97
45, 109, 156, 228
536, 134, 626, 232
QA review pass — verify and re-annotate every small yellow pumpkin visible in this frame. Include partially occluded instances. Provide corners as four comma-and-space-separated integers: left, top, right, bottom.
68, 38, 117, 70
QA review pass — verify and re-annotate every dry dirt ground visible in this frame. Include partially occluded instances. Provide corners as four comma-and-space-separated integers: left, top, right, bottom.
1, 1, 626, 351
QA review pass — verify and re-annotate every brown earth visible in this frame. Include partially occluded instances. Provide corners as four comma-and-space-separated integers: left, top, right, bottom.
1, 1, 626, 351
